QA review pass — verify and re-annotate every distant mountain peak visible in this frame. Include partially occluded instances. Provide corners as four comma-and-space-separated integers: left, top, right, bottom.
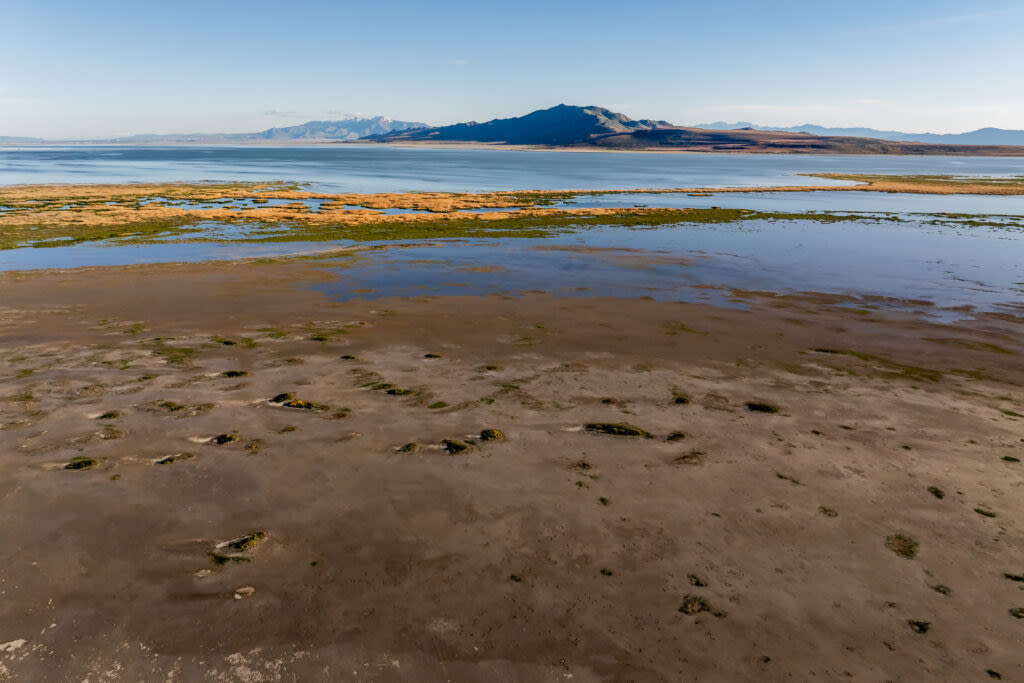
364, 104, 673, 146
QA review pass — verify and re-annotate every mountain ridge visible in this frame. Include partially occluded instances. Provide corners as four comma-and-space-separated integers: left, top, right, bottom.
0, 117, 428, 144
5, 107, 1024, 155
361, 105, 1024, 156
364, 104, 671, 146
694, 122, 1024, 146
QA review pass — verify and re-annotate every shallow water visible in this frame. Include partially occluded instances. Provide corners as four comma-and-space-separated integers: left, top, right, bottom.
305, 218, 1024, 318
3, 146, 1023, 319
5, 215, 1021, 319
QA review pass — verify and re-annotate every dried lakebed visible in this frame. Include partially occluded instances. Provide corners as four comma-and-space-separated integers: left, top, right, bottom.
0, 266, 1022, 681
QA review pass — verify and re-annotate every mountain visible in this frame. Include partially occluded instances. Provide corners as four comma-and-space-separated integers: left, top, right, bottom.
581, 127, 1024, 155
694, 122, 1024, 146
109, 116, 428, 143
0, 117, 429, 145
0, 135, 46, 143
7, 108, 1024, 155
363, 104, 671, 146
238, 117, 428, 141
362, 105, 1024, 155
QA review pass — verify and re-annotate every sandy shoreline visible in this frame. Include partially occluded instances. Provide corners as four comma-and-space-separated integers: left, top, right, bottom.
1, 259, 1022, 681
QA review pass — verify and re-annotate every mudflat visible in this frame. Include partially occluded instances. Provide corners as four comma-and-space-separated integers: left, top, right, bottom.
1, 258, 1022, 681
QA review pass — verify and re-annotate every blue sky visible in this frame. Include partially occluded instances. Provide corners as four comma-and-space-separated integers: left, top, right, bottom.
2, 0, 1022, 138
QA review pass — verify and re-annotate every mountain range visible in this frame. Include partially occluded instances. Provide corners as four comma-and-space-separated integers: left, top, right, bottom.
5, 107, 1024, 155
364, 105, 1024, 156
0, 135, 46, 143
112, 116, 428, 142
694, 122, 1024, 146
0, 117, 427, 144
365, 105, 671, 146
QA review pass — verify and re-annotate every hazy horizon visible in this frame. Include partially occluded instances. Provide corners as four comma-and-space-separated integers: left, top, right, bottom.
3, 0, 1023, 138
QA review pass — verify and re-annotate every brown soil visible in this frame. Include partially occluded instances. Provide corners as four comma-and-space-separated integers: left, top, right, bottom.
0, 258, 1022, 681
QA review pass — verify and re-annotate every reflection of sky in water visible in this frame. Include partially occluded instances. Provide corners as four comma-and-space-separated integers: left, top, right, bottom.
3, 214, 1023, 319
304, 217, 1024, 318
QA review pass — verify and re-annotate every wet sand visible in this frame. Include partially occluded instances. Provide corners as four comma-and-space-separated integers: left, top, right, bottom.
1, 259, 1023, 681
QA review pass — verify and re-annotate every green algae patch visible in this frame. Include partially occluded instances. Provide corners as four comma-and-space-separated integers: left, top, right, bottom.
886, 534, 919, 559
584, 422, 653, 438
479, 428, 504, 441
923, 337, 1014, 355
64, 456, 100, 471
221, 530, 267, 552
210, 530, 268, 565
282, 399, 329, 411
1, 216, 200, 251
816, 349, 945, 383
147, 338, 198, 367
210, 335, 257, 348
442, 439, 471, 455
271, 392, 332, 411
908, 620, 931, 634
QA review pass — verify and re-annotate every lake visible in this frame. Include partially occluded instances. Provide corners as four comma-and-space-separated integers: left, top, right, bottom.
2, 145, 1023, 319
3, 144, 1024, 192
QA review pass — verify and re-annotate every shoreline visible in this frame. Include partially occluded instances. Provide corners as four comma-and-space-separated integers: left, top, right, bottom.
5, 139, 1024, 157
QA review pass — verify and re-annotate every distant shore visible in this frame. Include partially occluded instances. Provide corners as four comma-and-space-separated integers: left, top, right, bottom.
6, 138, 1024, 156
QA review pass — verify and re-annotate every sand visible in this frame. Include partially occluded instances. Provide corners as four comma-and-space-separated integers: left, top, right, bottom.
1, 258, 1022, 681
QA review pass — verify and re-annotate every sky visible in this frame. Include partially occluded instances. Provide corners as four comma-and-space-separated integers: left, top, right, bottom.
2, 0, 1023, 138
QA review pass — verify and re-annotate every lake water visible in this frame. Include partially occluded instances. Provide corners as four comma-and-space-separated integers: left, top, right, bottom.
2, 146, 1023, 319
3, 144, 1023, 192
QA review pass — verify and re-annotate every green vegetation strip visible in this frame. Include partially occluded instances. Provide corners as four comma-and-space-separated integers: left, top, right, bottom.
4, 175, 1024, 252
5, 207, 1020, 253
